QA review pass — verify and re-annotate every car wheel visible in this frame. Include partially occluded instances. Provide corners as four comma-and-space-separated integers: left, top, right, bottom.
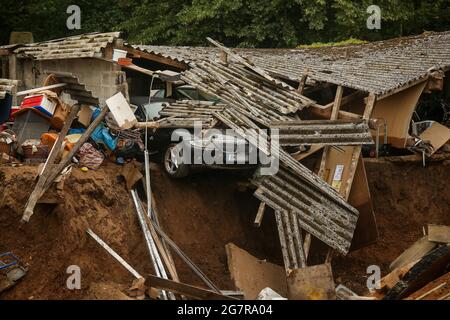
163, 143, 190, 178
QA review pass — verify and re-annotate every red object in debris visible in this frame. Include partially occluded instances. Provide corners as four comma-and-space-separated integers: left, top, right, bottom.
118, 57, 133, 66
20, 94, 56, 117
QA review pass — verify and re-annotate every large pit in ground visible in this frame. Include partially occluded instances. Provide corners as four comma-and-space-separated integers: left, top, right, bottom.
1, 157, 449, 299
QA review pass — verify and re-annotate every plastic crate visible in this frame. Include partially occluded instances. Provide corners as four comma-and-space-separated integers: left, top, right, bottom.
20, 94, 57, 117
11, 109, 51, 146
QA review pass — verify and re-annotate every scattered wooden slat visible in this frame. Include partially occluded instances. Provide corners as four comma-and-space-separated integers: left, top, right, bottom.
22, 105, 109, 223
22, 104, 80, 222
428, 224, 450, 244
384, 245, 450, 300
254, 202, 266, 228
373, 260, 419, 296
389, 236, 437, 271
146, 275, 238, 301
16, 83, 67, 96
415, 282, 447, 300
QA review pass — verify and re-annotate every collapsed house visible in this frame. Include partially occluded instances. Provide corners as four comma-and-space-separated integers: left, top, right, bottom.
1, 31, 450, 300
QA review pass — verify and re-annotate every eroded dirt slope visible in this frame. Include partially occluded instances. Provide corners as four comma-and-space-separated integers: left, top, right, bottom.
333, 158, 450, 294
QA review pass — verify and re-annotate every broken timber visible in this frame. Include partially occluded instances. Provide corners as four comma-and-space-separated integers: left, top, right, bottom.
22, 104, 80, 222
146, 275, 238, 301
22, 105, 110, 223
215, 109, 359, 255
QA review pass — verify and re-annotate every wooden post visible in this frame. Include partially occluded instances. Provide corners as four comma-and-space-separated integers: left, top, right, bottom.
21, 105, 110, 223
323, 92, 377, 262
304, 86, 344, 260
22, 104, 80, 222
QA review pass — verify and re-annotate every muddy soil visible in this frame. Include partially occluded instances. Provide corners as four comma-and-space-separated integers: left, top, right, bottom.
332, 158, 450, 294
1, 157, 449, 299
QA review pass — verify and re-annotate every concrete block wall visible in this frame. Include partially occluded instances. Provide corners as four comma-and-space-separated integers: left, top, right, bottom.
18, 58, 127, 104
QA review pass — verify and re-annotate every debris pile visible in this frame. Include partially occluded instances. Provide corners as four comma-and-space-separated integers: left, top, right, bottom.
1, 30, 450, 300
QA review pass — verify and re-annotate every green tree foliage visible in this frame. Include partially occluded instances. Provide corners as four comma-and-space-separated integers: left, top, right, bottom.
1, 0, 449, 47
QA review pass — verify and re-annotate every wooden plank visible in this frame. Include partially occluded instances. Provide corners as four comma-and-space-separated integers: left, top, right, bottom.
22, 105, 109, 223
309, 87, 344, 261
370, 260, 418, 297
428, 224, 450, 244
207, 37, 280, 85
341, 93, 376, 201
254, 202, 266, 228
226, 243, 287, 300
146, 275, 238, 300
22, 105, 80, 222
17, 83, 67, 96
122, 47, 188, 70
406, 271, 450, 300
384, 245, 450, 300
287, 263, 336, 300
331, 86, 344, 119
389, 236, 437, 271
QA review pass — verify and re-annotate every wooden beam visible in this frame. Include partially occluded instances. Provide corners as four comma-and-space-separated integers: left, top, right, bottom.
122, 47, 188, 70
22, 105, 109, 223
146, 275, 238, 300
22, 105, 80, 222
17, 83, 67, 96
428, 225, 450, 244
207, 37, 280, 85
254, 202, 266, 228
389, 236, 437, 271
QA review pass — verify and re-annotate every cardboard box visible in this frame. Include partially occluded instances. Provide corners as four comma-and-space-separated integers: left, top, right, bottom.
77, 105, 93, 128
105, 92, 137, 130
419, 121, 450, 155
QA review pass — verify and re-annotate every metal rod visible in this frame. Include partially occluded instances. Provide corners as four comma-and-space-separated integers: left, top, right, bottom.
131, 190, 172, 300
86, 228, 143, 279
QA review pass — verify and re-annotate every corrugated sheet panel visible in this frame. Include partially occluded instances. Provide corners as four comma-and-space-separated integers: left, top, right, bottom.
215, 109, 359, 254
254, 166, 359, 255
14, 32, 121, 60
156, 100, 225, 128
181, 60, 314, 127
271, 119, 374, 146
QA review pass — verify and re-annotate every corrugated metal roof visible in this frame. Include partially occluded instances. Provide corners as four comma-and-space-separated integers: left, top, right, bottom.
214, 108, 359, 254
14, 32, 121, 60
0, 79, 18, 99
137, 31, 450, 96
